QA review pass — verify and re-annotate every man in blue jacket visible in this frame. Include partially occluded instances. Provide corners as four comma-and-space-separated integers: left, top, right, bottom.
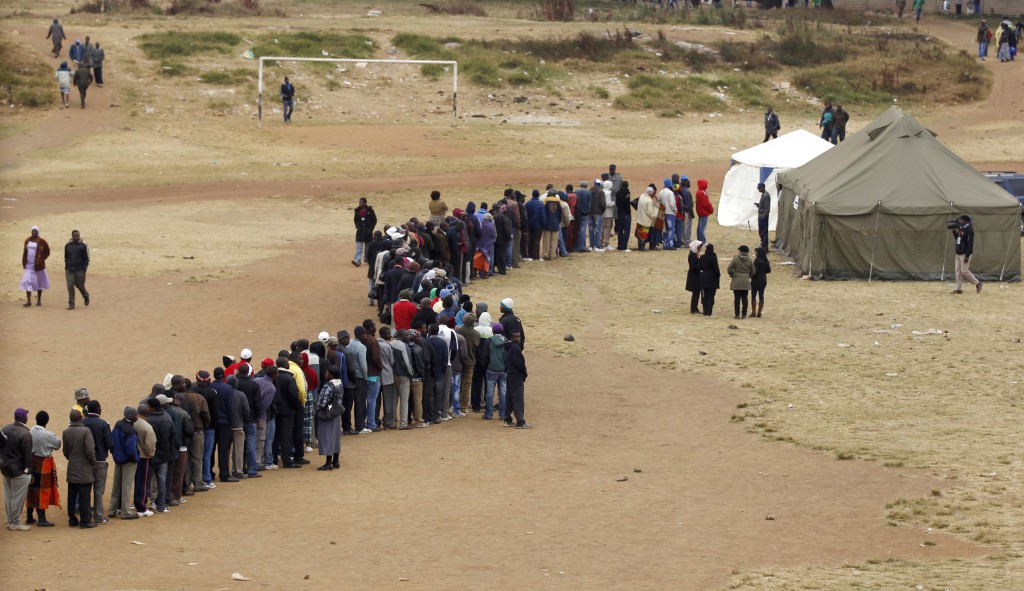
109, 406, 140, 520
524, 190, 545, 261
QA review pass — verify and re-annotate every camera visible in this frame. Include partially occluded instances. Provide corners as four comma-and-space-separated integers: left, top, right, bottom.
946, 220, 960, 229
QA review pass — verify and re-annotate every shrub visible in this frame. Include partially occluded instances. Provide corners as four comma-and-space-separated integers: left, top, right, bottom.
253, 32, 375, 60
0, 38, 55, 109
198, 68, 252, 85
138, 31, 241, 60
160, 60, 190, 76
419, 0, 486, 16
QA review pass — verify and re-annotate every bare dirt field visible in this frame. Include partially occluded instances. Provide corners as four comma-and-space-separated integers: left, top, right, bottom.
0, 3, 1022, 590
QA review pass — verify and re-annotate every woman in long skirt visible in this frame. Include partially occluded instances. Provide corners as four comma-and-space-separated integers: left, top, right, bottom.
20, 226, 50, 307
315, 367, 345, 471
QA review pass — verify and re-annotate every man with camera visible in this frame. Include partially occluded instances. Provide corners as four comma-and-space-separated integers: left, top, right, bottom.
950, 215, 982, 294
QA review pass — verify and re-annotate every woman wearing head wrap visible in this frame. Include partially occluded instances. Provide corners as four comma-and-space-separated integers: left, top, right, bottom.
685, 241, 703, 314
21, 226, 50, 307
698, 244, 721, 317
56, 62, 72, 108
750, 247, 772, 318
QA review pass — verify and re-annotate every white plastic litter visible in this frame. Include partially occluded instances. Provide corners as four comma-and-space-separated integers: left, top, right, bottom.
231, 573, 251, 581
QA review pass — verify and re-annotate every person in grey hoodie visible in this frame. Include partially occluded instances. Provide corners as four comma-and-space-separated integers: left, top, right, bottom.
727, 245, 756, 319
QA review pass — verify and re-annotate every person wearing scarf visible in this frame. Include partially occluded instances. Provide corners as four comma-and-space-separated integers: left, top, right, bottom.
26, 411, 61, 527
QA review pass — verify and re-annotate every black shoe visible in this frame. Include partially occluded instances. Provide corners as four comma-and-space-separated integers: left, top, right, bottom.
38, 520, 55, 527
317, 464, 333, 471
220, 476, 241, 483
282, 463, 301, 469
26, 516, 36, 525
246, 473, 263, 478
295, 458, 311, 465
332, 462, 340, 469
84, 294, 89, 306
69, 520, 80, 527
80, 522, 97, 529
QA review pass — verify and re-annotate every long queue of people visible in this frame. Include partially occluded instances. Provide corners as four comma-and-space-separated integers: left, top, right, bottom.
2, 228, 532, 531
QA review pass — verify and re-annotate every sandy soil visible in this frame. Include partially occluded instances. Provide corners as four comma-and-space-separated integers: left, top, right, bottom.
0, 7, 1021, 591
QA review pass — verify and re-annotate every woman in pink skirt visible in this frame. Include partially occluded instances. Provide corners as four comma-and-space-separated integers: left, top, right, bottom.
20, 226, 51, 307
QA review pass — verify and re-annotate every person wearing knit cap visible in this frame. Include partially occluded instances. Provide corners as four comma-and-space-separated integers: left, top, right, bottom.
454, 311, 480, 414
108, 406, 140, 520
498, 298, 526, 351
191, 370, 218, 489
727, 245, 755, 320
698, 243, 721, 317
3, 409, 34, 530
505, 328, 531, 429
81, 400, 113, 522
481, 322, 508, 421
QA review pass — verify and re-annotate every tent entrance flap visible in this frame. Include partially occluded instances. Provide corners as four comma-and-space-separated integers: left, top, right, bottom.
759, 167, 775, 184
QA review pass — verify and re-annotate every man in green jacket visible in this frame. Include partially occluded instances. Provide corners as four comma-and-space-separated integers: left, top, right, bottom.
72, 63, 92, 109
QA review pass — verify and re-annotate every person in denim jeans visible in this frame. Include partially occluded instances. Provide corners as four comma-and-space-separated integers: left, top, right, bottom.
574, 181, 593, 251
482, 324, 509, 420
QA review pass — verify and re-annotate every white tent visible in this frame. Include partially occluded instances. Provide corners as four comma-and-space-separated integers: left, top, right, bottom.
717, 129, 834, 231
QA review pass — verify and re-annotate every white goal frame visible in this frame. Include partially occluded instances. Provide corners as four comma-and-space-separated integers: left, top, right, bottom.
256, 56, 459, 128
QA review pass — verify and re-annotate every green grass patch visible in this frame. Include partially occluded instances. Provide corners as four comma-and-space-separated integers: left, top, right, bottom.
138, 31, 241, 60
252, 32, 375, 60
393, 33, 561, 88
0, 38, 56, 109
614, 72, 766, 117
159, 60, 190, 77
198, 68, 252, 85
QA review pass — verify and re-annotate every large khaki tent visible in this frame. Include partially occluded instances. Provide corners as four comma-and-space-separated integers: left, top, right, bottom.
774, 107, 1021, 281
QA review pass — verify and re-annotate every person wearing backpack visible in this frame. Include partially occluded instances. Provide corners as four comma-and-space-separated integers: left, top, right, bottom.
109, 406, 140, 520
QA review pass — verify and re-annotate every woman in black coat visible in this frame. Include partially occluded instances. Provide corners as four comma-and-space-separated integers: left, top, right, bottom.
750, 246, 771, 318
685, 240, 703, 314
698, 243, 721, 317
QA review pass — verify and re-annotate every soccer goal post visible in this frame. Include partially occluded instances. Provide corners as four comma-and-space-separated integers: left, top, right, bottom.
256, 56, 459, 128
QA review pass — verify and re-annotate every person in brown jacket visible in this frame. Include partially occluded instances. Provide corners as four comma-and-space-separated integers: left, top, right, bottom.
180, 376, 210, 494
133, 405, 157, 517
62, 409, 97, 528
454, 312, 481, 414
20, 226, 50, 307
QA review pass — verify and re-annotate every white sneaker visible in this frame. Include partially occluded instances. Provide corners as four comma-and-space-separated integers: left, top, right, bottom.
205, 482, 216, 489
442, 415, 452, 421
140, 510, 154, 517
359, 428, 373, 434
594, 247, 604, 252
622, 249, 632, 253
304, 446, 313, 453
264, 464, 279, 470
523, 257, 533, 261
8, 523, 30, 531
157, 507, 170, 514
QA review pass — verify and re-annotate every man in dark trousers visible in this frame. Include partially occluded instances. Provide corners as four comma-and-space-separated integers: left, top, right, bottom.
64, 230, 90, 309
755, 183, 771, 249
62, 410, 97, 527
73, 62, 92, 109
498, 298, 526, 351
192, 371, 218, 489
274, 357, 302, 467
425, 324, 449, 424
505, 330, 531, 429
763, 106, 780, 142
280, 76, 295, 123
81, 401, 112, 523
951, 215, 982, 294
2, 408, 34, 531
210, 369, 238, 481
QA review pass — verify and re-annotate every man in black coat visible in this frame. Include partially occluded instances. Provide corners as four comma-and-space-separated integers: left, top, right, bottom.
505, 331, 531, 429
353, 198, 377, 267
274, 357, 302, 468
64, 230, 90, 309
145, 396, 175, 512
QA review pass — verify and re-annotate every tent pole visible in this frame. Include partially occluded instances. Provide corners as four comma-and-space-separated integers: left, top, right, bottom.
808, 202, 815, 279
940, 201, 953, 281
868, 200, 881, 283
999, 224, 1015, 282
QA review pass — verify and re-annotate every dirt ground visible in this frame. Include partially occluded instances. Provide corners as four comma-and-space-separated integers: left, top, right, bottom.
0, 5, 1022, 590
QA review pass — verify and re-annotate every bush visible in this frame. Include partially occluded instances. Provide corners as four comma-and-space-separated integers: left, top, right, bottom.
160, 60, 190, 77
614, 74, 723, 117
198, 68, 252, 85
252, 32, 375, 60
0, 38, 55, 109
419, 0, 486, 16
138, 31, 241, 60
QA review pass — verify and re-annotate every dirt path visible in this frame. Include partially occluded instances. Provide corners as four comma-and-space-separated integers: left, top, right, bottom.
0, 244, 983, 591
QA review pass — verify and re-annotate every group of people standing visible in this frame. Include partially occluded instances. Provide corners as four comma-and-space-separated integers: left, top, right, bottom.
686, 242, 772, 319
47, 19, 105, 108
977, 18, 1021, 62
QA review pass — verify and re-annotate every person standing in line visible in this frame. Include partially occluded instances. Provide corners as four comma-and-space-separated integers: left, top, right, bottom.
73, 62, 92, 109
615, 180, 632, 251
428, 190, 448, 226
763, 106, 780, 142
145, 396, 174, 512
658, 179, 677, 250
232, 366, 261, 479
46, 18, 67, 58
390, 330, 412, 429
728, 245, 756, 320
686, 241, 703, 314
574, 181, 593, 252
56, 61, 72, 108
21, 226, 50, 307
831, 104, 850, 144
951, 215, 982, 294
750, 247, 771, 318
64, 229, 90, 310
133, 404, 156, 517
62, 409, 97, 528
699, 243, 721, 317
91, 42, 105, 87
315, 366, 345, 471
755, 183, 771, 249
25, 411, 60, 527
352, 198, 377, 267
181, 376, 210, 491
108, 406, 140, 520
281, 76, 295, 123
633, 186, 658, 252
254, 362, 280, 470
695, 180, 714, 245
192, 371, 219, 488
482, 323, 509, 423
81, 401, 112, 524
680, 176, 695, 244
505, 330, 531, 429
3, 408, 34, 531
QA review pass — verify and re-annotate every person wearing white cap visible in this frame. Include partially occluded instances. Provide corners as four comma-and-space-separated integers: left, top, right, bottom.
224, 349, 253, 378
498, 298, 525, 351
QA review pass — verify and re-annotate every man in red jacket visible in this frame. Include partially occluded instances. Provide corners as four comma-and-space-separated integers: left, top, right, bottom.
695, 179, 714, 245
392, 290, 417, 331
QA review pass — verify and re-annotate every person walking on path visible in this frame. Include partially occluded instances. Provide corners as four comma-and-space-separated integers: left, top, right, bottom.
73, 62, 92, 109
21, 226, 50, 308
91, 42, 105, 87
763, 107, 780, 142
25, 411, 61, 528
750, 246, 771, 318
352, 198, 377, 267
913, 0, 925, 24
64, 229, 90, 309
281, 76, 295, 123
727, 245, 756, 319
699, 243, 721, 317
755, 183, 771, 249
56, 61, 72, 108
62, 409, 97, 528
686, 241, 703, 314
951, 215, 982, 294
46, 19, 66, 58
69, 39, 85, 66
3, 408, 34, 531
